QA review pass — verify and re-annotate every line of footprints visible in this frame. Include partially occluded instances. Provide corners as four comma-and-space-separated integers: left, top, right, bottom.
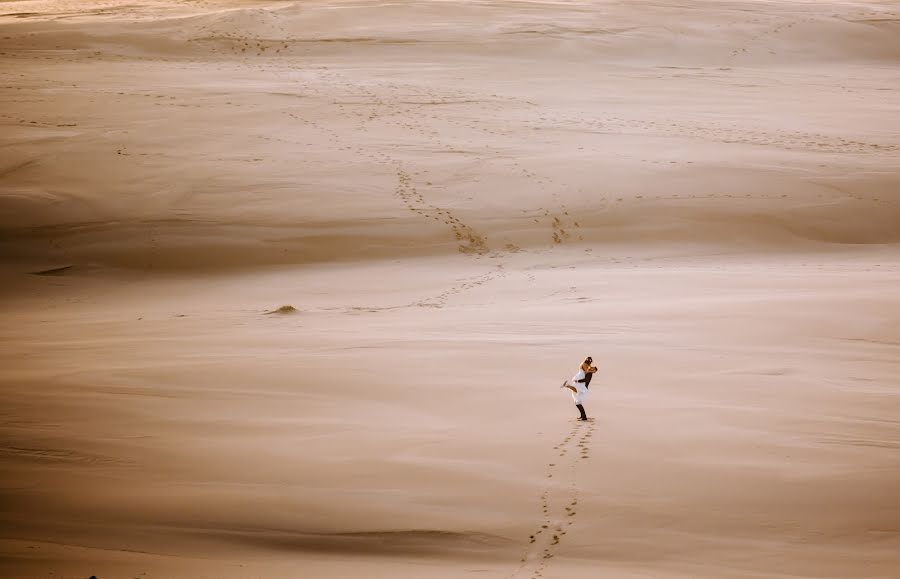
314, 69, 588, 250
510, 418, 596, 579
395, 168, 489, 255
285, 71, 599, 250
412, 267, 504, 308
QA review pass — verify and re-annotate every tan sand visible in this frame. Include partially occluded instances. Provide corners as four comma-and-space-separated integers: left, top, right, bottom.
1, 1, 899, 577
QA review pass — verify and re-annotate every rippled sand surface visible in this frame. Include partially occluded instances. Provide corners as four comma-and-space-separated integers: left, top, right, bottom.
1, 1, 899, 577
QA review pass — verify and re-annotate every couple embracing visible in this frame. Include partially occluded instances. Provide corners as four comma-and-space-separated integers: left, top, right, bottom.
561, 356, 597, 421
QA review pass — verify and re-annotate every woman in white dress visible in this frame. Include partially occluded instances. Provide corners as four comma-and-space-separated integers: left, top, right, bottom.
562, 356, 597, 421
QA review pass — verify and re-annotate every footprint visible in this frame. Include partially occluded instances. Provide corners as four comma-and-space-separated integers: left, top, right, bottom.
509, 420, 593, 578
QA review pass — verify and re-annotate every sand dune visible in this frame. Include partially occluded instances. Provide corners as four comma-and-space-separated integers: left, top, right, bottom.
3, 0, 900, 269
1, 1, 899, 578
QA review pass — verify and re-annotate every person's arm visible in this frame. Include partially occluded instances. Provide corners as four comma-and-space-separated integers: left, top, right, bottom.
564, 384, 577, 393
588, 366, 597, 373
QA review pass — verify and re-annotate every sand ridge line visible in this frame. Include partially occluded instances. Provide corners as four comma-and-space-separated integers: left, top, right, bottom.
0, 444, 131, 466
509, 416, 596, 579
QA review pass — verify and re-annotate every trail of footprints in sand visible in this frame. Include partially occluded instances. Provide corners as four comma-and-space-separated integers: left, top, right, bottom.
289, 103, 494, 256
728, 14, 810, 57
340, 267, 505, 314
531, 109, 899, 156
392, 95, 584, 246
395, 95, 587, 247
189, 11, 292, 57
509, 419, 596, 579
280, 62, 598, 251
304, 68, 502, 256
280, 70, 516, 309
395, 168, 489, 255
534, 200, 583, 246
411, 267, 505, 308
728, 8, 899, 59
313, 68, 585, 249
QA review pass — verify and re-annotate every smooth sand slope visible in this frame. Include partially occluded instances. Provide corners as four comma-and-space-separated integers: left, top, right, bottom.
1, 1, 899, 578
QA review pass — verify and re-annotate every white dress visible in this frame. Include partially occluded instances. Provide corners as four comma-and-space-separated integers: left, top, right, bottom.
570, 369, 588, 405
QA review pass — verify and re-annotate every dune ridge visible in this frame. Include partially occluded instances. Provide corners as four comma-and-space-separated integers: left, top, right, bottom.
3, 1, 899, 270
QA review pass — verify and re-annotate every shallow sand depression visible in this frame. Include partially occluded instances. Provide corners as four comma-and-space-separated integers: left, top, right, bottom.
1, 1, 899, 578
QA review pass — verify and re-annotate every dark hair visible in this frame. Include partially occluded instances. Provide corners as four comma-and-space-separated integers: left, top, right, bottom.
585, 356, 592, 363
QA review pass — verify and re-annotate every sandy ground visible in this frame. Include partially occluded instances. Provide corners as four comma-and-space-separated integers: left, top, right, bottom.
1, 1, 899, 578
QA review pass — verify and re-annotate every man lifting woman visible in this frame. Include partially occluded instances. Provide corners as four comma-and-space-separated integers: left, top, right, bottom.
561, 356, 597, 421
